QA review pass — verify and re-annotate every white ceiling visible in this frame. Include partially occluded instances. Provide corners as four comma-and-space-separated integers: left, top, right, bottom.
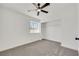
1, 3, 76, 22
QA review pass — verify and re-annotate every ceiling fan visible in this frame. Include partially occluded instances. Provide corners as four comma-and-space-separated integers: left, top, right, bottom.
28, 3, 50, 16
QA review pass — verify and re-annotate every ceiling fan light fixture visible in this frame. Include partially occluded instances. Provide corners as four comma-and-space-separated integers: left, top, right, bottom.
37, 9, 41, 12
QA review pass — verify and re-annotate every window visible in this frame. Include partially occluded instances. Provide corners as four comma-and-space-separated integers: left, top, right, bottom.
29, 21, 41, 33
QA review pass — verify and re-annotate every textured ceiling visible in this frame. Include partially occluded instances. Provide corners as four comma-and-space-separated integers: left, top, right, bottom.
0, 3, 75, 22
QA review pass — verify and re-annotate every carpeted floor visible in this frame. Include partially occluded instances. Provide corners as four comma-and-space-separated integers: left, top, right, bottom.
0, 39, 78, 56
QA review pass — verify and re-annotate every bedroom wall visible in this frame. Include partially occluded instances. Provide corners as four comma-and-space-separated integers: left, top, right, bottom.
42, 4, 78, 50
41, 23, 46, 39
0, 6, 42, 51
61, 4, 78, 50
77, 4, 79, 52
43, 20, 62, 43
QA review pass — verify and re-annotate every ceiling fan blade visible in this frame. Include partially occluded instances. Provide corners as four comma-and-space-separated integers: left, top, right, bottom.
41, 10, 48, 13
32, 3, 38, 8
37, 11, 40, 16
38, 3, 40, 7
41, 3, 50, 9
38, 3, 40, 9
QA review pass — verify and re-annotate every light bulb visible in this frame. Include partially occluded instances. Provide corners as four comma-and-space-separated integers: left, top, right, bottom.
37, 9, 41, 12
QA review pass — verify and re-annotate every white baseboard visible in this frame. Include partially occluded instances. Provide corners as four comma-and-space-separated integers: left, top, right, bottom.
61, 44, 78, 51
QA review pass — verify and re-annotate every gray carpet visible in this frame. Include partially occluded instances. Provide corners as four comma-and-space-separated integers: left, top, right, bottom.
0, 39, 78, 56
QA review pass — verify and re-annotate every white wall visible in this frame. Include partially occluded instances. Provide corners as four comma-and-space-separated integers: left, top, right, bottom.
77, 4, 79, 53
0, 6, 42, 51
42, 4, 78, 50
44, 20, 62, 42
41, 23, 46, 39
61, 4, 78, 50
